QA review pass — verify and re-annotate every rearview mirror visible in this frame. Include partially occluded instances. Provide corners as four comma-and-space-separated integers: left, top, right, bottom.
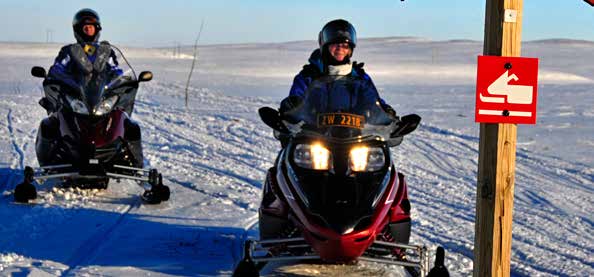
391, 114, 421, 138
138, 71, 153, 82
258, 107, 289, 133
31, 66, 46, 78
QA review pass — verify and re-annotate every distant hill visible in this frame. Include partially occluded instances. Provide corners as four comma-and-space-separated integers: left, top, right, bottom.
362, 36, 430, 42
527, 38, 594, 45
3, 37, 594, 49
445, 39, 480, 43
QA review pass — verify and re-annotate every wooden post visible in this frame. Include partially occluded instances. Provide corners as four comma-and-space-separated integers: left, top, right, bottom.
474, 0, 523, 276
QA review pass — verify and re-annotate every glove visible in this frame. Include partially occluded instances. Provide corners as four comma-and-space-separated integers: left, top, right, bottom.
279, 95, 303, 116
381, 103, 397, 119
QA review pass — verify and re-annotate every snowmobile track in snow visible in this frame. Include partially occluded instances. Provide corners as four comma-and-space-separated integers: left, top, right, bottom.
61, 199, 140, 276
6, 108, 25, 170
0, 42, 592, 276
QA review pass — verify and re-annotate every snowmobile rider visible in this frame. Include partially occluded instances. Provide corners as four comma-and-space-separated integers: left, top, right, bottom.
280, 19, 396, 118
259, 20, 410, 245
36, 9, 144, 167
47, 8, 123, 90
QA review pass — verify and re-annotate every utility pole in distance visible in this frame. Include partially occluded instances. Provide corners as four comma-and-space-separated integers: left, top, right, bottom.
474, 0, 523, 276
46, 29, 53, 43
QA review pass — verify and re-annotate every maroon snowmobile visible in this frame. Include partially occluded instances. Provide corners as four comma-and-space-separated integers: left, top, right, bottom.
234, 77, 448, 276
14, 44, 170, 204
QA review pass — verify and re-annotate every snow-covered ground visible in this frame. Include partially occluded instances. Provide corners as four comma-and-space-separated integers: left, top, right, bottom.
0, 38, 592, 276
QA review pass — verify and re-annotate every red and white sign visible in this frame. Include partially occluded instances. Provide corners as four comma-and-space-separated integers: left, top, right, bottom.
585, 0, 594, 7
475, 55, 539, 124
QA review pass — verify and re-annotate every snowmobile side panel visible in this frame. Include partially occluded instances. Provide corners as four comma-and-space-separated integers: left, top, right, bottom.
389, 172, 412, 223
388, 219, 411, 245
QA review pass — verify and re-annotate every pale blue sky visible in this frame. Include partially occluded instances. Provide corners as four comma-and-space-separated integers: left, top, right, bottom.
0, 0, 592, 46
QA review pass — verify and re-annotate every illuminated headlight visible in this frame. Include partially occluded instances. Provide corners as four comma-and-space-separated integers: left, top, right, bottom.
349, 146, 385, 172
293, 143, 332, 170
67, 96, 89, 115
93, 96, 118, 116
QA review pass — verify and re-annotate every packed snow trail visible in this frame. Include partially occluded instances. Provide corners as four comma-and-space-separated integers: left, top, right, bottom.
397, 123, 593, 275
0, 80, 270, 276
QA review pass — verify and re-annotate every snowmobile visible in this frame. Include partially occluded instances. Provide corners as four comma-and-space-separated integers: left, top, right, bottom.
234, 77, 448, 276
14, 44, 170, 204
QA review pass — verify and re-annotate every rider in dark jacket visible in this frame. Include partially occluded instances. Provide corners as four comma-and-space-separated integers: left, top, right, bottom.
37, 9, 139, 167
281, 19, 396, 117
48, 8, 122, 90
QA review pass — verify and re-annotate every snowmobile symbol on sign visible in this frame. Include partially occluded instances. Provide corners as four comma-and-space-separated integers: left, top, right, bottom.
475, 55, 539, 124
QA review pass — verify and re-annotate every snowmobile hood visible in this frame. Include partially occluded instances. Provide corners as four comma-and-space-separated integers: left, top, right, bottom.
277, 77, 408, 234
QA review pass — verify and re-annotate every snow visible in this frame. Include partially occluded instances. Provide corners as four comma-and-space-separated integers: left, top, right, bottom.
0, 38, 592, 276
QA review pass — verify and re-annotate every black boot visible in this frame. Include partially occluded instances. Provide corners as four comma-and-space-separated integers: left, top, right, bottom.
427, 247, 449, 277
126, 140, 144, 168
124, 119, 144, 167
35, 117, 60, 166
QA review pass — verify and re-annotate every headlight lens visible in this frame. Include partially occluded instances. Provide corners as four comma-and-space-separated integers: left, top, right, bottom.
349, 146, 385, 172
294, 143, 332, 170
67, 95, 89, 115
293, 144, 385, 172
350, 146, 369, 171
93, 96, 118, 116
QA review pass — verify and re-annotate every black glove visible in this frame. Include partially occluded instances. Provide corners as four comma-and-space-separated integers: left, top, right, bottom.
279, 95, 303, 115
38, 97, 56, 114
381, 103, 397, 119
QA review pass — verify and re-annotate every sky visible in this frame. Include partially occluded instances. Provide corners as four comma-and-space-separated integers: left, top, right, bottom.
0, 0, 592, 47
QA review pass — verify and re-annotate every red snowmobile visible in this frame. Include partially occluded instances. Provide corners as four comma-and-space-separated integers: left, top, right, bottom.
14, 44, 170, 204
234, 77, 448, 276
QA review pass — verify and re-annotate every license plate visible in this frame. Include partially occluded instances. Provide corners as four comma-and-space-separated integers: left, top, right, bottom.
89, 159, 99, 164
317, 113, 365, 129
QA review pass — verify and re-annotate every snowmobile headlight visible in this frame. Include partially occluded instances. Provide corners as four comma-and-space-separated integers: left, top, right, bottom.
349, 146, 385, 172
67, 96, 89, 115
293, 143, 332, 170
93, 96, 118, 116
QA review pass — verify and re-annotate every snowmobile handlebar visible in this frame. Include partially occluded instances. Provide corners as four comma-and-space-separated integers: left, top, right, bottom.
259, 106, 421, 147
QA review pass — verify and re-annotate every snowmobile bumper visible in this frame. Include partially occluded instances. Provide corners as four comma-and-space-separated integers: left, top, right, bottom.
32, 164, 148, 182
362, 240, 429, 276
14, 163, 170, 204
237, 237, 431, 276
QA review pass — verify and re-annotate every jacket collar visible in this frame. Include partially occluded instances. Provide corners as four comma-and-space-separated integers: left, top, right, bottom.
327, 63, 352, 76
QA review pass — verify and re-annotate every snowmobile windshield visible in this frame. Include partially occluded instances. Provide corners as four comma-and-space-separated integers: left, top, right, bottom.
284, 75, 397, 143
64, 45, 137, 116
284, 76, 397, 234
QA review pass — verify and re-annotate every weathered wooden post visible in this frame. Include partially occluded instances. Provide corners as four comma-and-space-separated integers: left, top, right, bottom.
474, 0, 523, 276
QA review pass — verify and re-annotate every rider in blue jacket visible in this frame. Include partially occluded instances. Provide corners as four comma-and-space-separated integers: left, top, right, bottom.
37, 9, 133, 167
281, 19, 396, 117
48, 8, 122, 89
